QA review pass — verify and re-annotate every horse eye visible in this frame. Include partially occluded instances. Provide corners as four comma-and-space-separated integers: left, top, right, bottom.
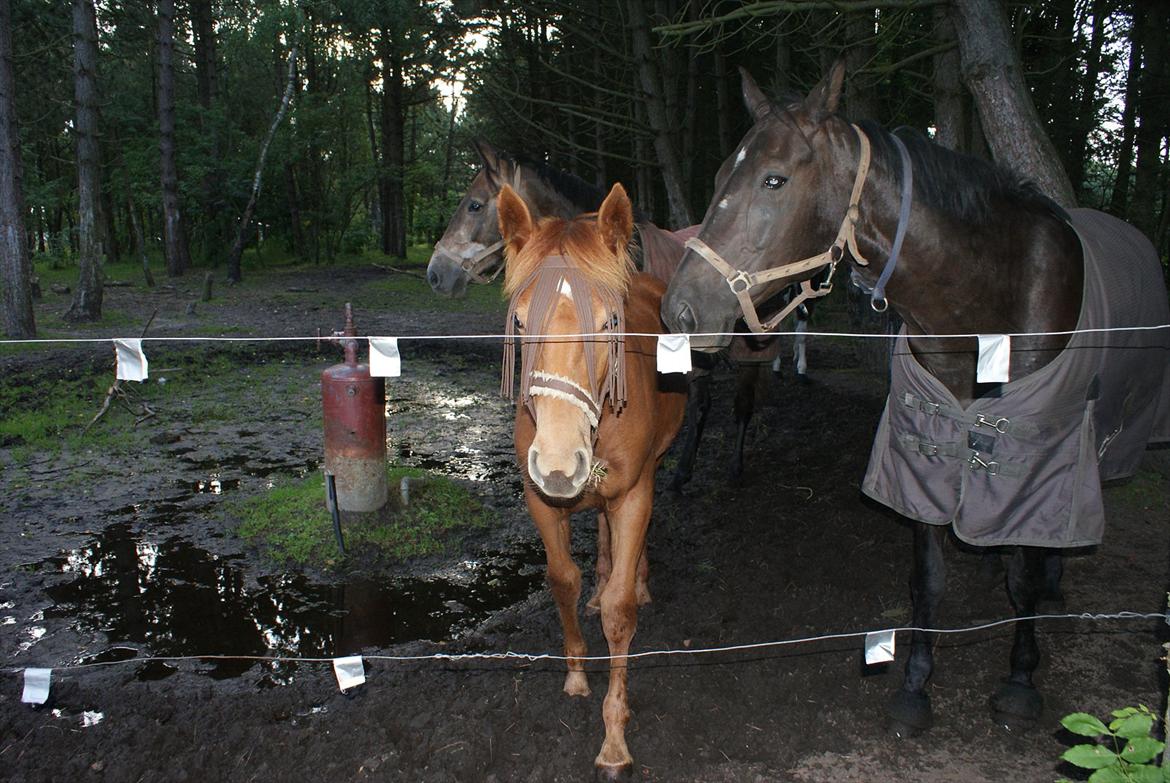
468, 200, 483, 213
763, 174, 788, 190
512, 313, 524, 331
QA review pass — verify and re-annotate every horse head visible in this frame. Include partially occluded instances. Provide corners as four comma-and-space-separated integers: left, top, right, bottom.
427, 140, 514, 298
499, 182, 633, 500
662, 61, 858, 350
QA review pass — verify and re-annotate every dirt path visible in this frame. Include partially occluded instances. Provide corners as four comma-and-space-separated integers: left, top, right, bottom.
2, 265, 1167, 782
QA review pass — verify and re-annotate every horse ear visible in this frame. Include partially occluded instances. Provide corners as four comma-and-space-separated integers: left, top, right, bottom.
474, 140, 511, 190
597, 182, 633, 256
802, 58, 846, 122
739, 67, 771, 123
497, 184, 534, 253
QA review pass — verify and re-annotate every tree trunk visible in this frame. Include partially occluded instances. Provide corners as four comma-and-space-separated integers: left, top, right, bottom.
0, 0, 35, 337
628, 0, 692, 229
192, 0, 221, 259
932, 5, 967, 152
128, 197, 154, 287
65, 0, 103, 322
951, 0, 1077, 208
844, 11, 879, 123
1067, 0, 1106, 199
1131, 1, 1169, 240
227, 47, 297, 283
378, 26, 407, 258
1109, 7, 1143, 216
157, 0, 190, 276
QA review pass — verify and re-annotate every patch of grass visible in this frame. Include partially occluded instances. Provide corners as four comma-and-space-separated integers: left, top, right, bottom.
234, 465, 491, 568
1109, 467, 1170, 510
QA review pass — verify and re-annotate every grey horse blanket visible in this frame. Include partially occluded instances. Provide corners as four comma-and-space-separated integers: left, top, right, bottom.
862, 208, 1170, 547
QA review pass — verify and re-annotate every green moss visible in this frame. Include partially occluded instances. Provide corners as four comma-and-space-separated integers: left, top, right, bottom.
233, 465, 491, 568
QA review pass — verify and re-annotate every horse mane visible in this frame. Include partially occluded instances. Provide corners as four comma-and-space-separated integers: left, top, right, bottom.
857, 120, 1070, 228
500, 149, 652, 223
503, 214, 634, 302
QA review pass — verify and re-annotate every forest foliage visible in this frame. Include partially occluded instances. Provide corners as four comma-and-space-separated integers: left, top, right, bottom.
2, 0, 1168, 336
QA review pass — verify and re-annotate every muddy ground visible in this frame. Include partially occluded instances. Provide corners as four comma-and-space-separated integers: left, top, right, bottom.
2, 262, 1168, 782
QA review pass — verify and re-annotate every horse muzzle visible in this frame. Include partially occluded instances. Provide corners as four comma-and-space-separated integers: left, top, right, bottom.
426, 251, 469, 298
527, 444, 591, 499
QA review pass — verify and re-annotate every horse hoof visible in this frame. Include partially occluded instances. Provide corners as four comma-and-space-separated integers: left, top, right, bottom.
886, 689, 932, 737
796, 372, 810, 385
990, 681, 1043, 729
593, 761, 634, 782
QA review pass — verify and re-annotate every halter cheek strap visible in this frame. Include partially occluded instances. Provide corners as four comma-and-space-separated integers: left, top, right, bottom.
685, 123, 878, 333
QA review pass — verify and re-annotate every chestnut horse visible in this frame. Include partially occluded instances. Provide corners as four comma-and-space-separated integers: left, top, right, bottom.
498, 182, 686, 778
428, 141, 813, 486
662, 63, 1170, 736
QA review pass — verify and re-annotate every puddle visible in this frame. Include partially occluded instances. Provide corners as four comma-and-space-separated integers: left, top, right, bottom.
39, 523, 544, 680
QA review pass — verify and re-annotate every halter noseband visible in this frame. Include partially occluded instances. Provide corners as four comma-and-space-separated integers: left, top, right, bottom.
684, 123, 879, 333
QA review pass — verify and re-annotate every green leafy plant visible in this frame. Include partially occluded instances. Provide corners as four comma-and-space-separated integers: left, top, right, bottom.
1057, 705, 1166, 783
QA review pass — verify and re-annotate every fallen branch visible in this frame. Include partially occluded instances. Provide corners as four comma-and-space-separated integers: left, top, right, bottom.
84, 308, 159, 434
373, 263, 427, 280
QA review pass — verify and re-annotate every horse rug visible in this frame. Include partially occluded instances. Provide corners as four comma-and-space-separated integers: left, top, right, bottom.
862, 208, 1170, 547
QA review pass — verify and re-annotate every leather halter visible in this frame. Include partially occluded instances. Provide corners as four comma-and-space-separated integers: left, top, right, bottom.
684, 123, 874, 334
458, 239, 506, 283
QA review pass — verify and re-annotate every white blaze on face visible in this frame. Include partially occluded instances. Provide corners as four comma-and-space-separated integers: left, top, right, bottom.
718, 198, 729, 210
733, 147, 747, 170
557, 277, 573, 300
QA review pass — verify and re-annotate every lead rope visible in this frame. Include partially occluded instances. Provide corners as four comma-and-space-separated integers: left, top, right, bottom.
868, 133, 913, 313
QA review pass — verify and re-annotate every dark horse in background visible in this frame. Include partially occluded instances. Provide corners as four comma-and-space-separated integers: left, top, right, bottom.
426, 141, 814, 487
497, 182, 686, 778
662, 62, 1170, 736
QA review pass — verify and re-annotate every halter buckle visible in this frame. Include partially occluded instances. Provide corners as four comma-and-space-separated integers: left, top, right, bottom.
727, 271, 753, 295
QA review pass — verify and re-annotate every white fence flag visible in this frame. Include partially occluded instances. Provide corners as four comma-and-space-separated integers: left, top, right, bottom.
333, 656, 365, 691
368, 338, 401, 378
656, 334, 691, 374
864, 630, 896, 665
22, 668, 51, 704
976, 334, 1010, 384
114, 339, 149, 382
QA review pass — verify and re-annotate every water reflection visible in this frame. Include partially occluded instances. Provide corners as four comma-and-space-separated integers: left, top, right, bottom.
42, 523, 543, 679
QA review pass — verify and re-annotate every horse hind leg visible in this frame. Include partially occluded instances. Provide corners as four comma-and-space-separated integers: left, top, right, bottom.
990, 545, 1045, 728
793, 317, 809, 382
888, 520, 947, 738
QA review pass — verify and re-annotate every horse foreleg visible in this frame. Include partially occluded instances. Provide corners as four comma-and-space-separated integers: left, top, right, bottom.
587, 511, 613, 615
889, 520, 947, 737
991, 545, 1045, 727
594, 478, 655, 780
528, 498, 590, 697
1041, 550, 1064, 607
670, 370, 711, 491
731, 363, 759, 480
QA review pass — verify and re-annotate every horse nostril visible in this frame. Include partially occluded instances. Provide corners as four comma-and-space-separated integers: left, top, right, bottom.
676, 302, 697, 334
427, 268, 440, 289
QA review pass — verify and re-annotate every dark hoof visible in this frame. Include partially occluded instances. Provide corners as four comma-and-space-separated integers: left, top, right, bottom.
795, 372, 810, 385
886, 689, 932, 737
594, 763, 634, 782
668, 473, 689, 494
990, 681, 1043, 729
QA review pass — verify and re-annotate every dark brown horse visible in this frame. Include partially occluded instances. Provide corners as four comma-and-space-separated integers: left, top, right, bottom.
662, 63, 1170, 736
498, 181, 686, 778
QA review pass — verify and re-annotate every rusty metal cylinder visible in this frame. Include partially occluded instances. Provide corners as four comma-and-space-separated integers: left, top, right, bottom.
322, 306, 388, 514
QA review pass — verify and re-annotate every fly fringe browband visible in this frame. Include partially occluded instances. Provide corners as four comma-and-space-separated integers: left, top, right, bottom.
501, 255, 627, 433
684, 123, 874, 333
